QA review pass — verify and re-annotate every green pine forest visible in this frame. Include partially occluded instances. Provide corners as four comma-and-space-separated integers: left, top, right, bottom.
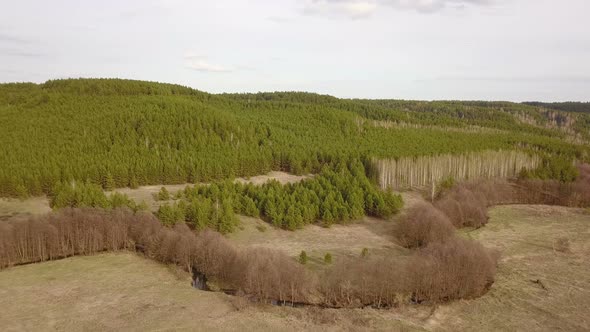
1, 78, 589, 202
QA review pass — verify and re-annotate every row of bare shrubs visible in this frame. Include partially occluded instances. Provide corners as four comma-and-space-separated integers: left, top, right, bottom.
0, 208, 314, 304
0, 206, 498, 307
320, 235, 498, 307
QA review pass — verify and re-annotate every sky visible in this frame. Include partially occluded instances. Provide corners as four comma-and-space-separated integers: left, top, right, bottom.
0, 0, 589, 101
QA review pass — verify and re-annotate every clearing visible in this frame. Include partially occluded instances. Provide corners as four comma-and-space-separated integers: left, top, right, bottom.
0, 196, 51, 222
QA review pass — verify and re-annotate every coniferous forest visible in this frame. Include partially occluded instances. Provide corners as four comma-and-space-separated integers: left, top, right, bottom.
1, 78, 588, 200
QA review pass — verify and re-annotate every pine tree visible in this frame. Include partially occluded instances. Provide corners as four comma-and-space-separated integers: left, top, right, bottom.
158, 187, 170, 201
103, 172, 116, 191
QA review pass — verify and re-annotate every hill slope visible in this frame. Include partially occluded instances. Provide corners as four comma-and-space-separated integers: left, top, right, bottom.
0, 78, 588, 197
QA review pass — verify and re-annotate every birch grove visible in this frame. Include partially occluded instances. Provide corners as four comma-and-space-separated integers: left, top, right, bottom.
374, 150, 541, 190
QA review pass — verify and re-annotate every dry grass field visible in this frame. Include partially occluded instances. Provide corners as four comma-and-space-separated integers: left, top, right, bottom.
0, 196, 51, 222
428, 205, 590, 331
1, 202, 588, 331
0, 253, 418, 332
230, 215, 405, 264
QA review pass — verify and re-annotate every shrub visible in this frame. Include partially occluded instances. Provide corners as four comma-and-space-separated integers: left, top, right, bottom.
435, 187, 489, 228
299, 250, 308, 265
361, 248, 368, 258
324, 253, 332, 264
396, 203, 455, 248
158, 187, 170, 201
406, 237, 498, 303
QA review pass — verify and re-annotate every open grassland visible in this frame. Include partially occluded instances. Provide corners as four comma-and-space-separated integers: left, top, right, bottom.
0, 196, 51, 221
425, 205, 590, 331
0, 204, 588, 331
0, 252, 418, 332
230, 215, 403, 263
228, 192, 423, 265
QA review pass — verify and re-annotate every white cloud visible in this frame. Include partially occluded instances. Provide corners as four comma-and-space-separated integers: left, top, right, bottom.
302, 0, 493, 17
184, 53, 233, 73
303, 0, 378, 18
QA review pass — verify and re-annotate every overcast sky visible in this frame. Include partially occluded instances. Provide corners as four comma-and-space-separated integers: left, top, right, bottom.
1, 0, 589, 101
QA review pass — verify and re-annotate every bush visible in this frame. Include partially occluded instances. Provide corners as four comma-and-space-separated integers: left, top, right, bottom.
396, 203, 455, 248
361, 248, 368, 258
324, 253, 332, 264
435, 187, 489, 228
299, 250, 308, 265
406, 237, 498, 303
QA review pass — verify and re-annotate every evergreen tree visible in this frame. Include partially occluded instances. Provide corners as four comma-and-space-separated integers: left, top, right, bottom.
299, 250, 308, 265
158, 187, 170, 201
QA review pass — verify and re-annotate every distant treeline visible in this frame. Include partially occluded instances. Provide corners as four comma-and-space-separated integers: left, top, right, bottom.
1, 78, 589, 198
523, 101, 590, 113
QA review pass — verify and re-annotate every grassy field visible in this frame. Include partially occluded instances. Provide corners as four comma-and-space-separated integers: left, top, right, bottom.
424, 205, 590, 331
0, 196, 51, 221
228, 192, 423, 266
0, 253, 418, 332
1, 203, 588, 331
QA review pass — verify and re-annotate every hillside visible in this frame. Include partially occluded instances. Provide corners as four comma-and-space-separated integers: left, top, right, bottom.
0, 78, 589, 198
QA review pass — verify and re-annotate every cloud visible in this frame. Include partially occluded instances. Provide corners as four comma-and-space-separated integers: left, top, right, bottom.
0, 32, 30, 44
431, 74, 590, 83
302, 0, 378, 18
0, 48, 44, 57
184, 53, 233, 73
267, 16, 292, 23
302, 0, 493, 17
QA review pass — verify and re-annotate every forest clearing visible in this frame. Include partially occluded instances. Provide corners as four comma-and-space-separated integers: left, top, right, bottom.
1, 204, 587, 331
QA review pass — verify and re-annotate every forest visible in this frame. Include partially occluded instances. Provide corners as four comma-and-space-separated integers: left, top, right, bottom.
523, 101, 590, 113
0, 78, 588, 198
